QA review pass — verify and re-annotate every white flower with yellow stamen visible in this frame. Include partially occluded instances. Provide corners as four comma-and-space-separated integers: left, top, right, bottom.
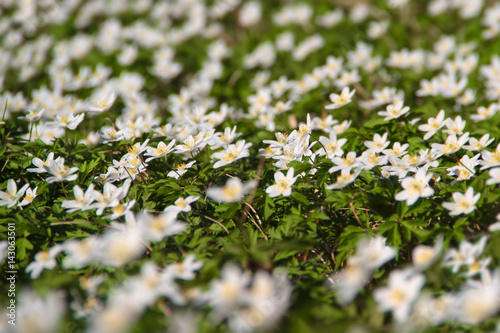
443, 187, 480, 216
431, 133, 469, 157
18, 108, 45, 122
395, 168, 434, 206
480, 143, 500, 170
412, 236, 443, 270
374, 269, 426, 323
167, 161, 196, 179
207, 178, 257, 203
0, 179, 30, 208
137, 211, 186, 243
266, 167, 298, 197
378, 100, 410, 121
44, 157, 79, 183
87, 92, 116, 113
446, 154, 480, 185
125, 139, 150, 158
25, 245, 64, 279
418, 110, 448, 140
104, 200, 136, 220
332, 120, 352, 135
18, 186, 38, 207
463, 133, 494, 151
211, 140, 252, 169
325, 87, 356, 110
144, 140, 176, 162
165, 196, 200, 214
326, 168, 361, 190
27, 152, 55, 174
51, 112, 85, 130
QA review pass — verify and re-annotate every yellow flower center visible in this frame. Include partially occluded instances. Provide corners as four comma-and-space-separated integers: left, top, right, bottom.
177, 163, 186, 171
128, 146, 140, 155
113, 204, 125, 215
390, 289, 406, 304
96, 99, 108, 109
469, 261, 480, 273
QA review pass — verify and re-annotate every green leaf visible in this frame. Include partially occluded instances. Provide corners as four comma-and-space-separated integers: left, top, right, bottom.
292, 191, 309, 205
264, 196, 275, 221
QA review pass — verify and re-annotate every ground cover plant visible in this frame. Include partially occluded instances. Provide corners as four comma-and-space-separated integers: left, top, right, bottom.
2, 0, 500, 332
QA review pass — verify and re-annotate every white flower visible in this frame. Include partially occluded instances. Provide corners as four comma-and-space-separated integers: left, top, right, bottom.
317, 132, 347, 157
104, 200, 136, 220
486, 168, 500, 185
50, 113, 85, 130
125, 139, 150, 159
442, 187, 480, 216
325, 87, 355, 109
165, 254, 204, 280
480, 143, 500, 170
206, 263, 251, 317
296, 113, 312, 141
0, 179, 29, 208
446, 153, 480, 185
211, 140, 252, 169
333, 120, 352, 135
167, 161, 196, 179
395, 168, 434, 206
89, 180, 131, 216
137, 211, 187, 242
431, 133, 469, 157
207, 178, 257, 203
98, 227, 146, 267
359, 151, 389, 170
18, 108, 45, 122
470, 103, 499, 122
412, 236, 443, 270
0, 241, 7, 262
382, 142, 409, 157
62, 236, 100, 269
61, 184, 96, 213
443, 236, 488, 273
174, 135, 205, 155
463, 133, 494, 151
126, 262, 185, 307
265, 168, 298, 197
311, 115, 338, 132
87, 92, 117, 113
165, 196, 200, 214
238, 1, 262, 27
329, 152, 361, 173
443, 115, 466, 135
326, 168, 361, 190
378, 100, 410, 121
357, 236, 397, 270
27, 152, 55, 174
208, 126, 242, 149
364, 132, 390, 152
367, 20, 389, 39
18, 186, 37, 207
16, 290, 66, 333
44, 157, 79, 183
374, 269, 426, 323
418, 110, 447, 140
99, 126, 125, 143
452, 269, 500, 325
25, 245, 64, 279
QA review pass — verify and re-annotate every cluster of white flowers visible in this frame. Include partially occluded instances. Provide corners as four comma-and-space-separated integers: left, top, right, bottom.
332, 234, 500, 327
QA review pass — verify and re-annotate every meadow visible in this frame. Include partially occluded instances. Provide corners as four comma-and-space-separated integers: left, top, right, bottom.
1, 0, 500, 332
